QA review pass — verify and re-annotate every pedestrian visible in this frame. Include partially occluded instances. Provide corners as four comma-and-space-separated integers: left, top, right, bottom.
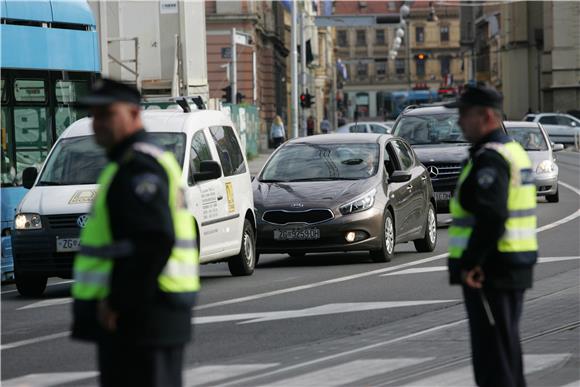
71, 78, 200, 387
270, 115, 286, 148
320, 117, 331, 134
307, 115, 315, 136
445, 85, 538, 387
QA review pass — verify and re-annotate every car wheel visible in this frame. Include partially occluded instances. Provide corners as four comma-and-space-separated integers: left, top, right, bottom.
289, 252, 306, 259
228, 220, 256, 276
414, 203, 437, 252
546, 188, 559, 203
370, 209, 395, 263
15, 273, 47, 297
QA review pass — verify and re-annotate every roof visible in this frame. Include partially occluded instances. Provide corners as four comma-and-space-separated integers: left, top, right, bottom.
61, 109, 232, 138
401, 106, 458, 116
504, 121, 541, 128
288, 133, 391, 144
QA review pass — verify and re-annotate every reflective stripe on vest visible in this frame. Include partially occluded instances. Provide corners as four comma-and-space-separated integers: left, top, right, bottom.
72, 143, 200, 301
448, 141, 538, 263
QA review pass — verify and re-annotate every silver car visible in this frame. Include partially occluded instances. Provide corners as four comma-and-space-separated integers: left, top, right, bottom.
505, 121, 564, 202
336, 122, 392, 134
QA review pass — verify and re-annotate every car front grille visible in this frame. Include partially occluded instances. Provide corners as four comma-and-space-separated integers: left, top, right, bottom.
424, 163, 462, 180
262, 209, 334, 225
46, 214, 86, 229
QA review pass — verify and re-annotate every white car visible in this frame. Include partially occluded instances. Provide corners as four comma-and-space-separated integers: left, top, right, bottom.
13, 108, 257, 296
523, 113, 580, 144
505, 121, 563, 202
336, 122, 392, 134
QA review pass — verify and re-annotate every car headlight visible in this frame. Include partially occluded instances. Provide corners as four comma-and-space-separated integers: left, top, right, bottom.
15, 213, 43, 230
340, 189, 376, 215
536, 160, 556, 174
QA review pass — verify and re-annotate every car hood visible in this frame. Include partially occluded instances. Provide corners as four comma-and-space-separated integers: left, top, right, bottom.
412, 144, 470, 164
526, 150, 553, 169
18, 185, 98, 215
253, 179, 375, 209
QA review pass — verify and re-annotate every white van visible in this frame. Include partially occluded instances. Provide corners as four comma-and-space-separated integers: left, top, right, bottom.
12, 109, 257, 296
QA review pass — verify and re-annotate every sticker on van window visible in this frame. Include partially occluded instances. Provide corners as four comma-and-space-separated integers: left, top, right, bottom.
69, 190, 97, 204
225, 182, 235, 213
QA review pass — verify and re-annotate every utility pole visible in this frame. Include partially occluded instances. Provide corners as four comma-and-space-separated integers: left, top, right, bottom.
300, 11, 307, 137
291, 3, 299, 138
231, 27, 237, 104
406, 20, 412, 90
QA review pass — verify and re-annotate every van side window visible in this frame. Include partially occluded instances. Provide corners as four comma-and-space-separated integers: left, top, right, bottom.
209, 126, 246, 177
188, 131, 213, 186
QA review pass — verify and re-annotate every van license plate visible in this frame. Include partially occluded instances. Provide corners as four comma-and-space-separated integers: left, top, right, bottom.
56, 238, 80, 253
435, 192, 451, 201
274, 228, 320, 241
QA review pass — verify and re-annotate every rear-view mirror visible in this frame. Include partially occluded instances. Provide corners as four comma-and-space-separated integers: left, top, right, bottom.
388, 170, 412, 183
22, 167, 38, 189
552, 143, 564, 152
193, 161, 222, 183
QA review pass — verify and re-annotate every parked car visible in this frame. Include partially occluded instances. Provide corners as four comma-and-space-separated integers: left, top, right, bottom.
524, 113, 580, 144
336, 122, 392, 134
505, 121, 563, 202
13, 108, 257, 296
392, 106, 474, 213
252, 134, 437, 263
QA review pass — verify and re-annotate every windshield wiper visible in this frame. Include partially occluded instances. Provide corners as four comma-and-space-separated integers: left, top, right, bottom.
259, 179, 288, 183
37, 181, 64, 186
286, 177, 360, 182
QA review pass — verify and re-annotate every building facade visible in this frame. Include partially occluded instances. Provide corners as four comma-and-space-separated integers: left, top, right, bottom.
333, 1, 464, 120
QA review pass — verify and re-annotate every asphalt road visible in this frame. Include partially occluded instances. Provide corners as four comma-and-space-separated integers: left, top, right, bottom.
2, 151, 579, 387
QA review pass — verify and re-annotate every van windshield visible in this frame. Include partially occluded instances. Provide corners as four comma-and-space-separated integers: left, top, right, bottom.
37, 133, 186, 186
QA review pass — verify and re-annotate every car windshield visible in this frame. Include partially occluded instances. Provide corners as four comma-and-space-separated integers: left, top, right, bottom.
394, 113, 468, 145
507, 126, 548, 151
260, 143, 380, 182
38, 133, 186, 186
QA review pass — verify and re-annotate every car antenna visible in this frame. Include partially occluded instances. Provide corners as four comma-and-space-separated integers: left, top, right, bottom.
176, 98, 191, 113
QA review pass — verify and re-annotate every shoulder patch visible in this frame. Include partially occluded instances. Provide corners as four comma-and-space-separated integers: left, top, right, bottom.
132, 173, 162, 202
477, 167, 497, 189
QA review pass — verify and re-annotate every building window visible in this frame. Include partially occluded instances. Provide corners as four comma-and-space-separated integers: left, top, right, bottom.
376, 29, 385, 45
376, 60, 387, 76
395, 58, 405, 74
415, 26, 425, 43
416, 58, 426, 76
440, 55, 451, 75
357, 62, 368, 77
338, 30, 348, 47
356, 30, 366, 46
440, 25, 450, 42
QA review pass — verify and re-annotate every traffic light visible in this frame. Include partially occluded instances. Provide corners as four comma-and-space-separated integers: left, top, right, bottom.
222, 85, 232, 103
236, 92, 245, 103
300, 92, 313, 108
416, 53, 428, 61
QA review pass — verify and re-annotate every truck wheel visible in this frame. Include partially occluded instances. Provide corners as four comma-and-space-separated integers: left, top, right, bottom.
370, 209, 395, 263
414, 203, 437, 252
15, 273, 47, 297
228, 220, 256, 276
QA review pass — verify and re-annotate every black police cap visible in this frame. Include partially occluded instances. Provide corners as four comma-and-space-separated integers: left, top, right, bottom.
77, 78, 141, 107
444, 85, 503, 110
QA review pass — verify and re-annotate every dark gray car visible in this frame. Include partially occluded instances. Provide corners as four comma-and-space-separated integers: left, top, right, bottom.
252, 134, 437, 263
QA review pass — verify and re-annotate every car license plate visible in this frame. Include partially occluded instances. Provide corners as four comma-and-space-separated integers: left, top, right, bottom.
274, 228, 320, 241
56, 238, 80, 253
435, 192, 451, 201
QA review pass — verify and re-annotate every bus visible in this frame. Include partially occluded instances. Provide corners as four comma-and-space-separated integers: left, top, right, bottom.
383, 89, 440, 119
1, 0, 100, 280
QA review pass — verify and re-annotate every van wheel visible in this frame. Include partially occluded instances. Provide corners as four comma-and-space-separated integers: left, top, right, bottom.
16, 273, 47, 297
370, 209, 394, 263
414, 203, 437, 252
228, 220, 256, 276
546, 188, 559, 203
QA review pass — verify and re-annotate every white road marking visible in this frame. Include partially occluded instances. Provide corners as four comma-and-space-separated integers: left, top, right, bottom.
216, 319, 468, 387
538, 256, 580, 263
1, 280, 73, 295
17, 298, 72, 311
559, 180, 580, 196
183, 364, 279, 386
261, 358, 433, 387
401, 353, 571, 386
559, 381, 580, 387
0, 332, 70, 351
2, 371, 98, 387
193, 301, 458, 325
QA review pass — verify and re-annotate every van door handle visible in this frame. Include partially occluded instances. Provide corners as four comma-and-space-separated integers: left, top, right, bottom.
421, 175, 427, 181
217, 195, 224, 201
406, 184, 413, 190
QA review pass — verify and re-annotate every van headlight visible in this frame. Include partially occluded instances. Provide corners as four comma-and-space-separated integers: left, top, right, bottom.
536, 160, 555, 174
15, 213, 43, 230
340, 189, 376, 215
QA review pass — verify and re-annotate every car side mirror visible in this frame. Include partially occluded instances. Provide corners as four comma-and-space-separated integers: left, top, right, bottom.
552, 143, 564, 152
388, 170, 412, 183
22, 167, 38, 189
193, 161, 222, 183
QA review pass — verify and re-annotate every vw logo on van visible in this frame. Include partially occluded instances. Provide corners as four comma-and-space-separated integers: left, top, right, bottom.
77, 215, 89, 228
428, 166, 439, 178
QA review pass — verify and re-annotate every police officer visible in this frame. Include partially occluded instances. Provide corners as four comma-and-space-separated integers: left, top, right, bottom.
71, 78, 199, 387
446, 85, 537, 387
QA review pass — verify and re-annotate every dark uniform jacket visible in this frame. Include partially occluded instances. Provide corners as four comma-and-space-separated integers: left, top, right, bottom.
448, 129, 534, 289
73, 130, 193, 346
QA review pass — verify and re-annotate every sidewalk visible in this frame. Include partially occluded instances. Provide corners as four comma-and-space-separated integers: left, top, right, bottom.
248, 149, 274, 176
